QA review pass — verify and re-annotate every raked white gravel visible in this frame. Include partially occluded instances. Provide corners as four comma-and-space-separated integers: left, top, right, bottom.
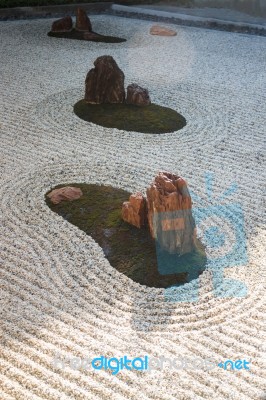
0, 15, 266, 400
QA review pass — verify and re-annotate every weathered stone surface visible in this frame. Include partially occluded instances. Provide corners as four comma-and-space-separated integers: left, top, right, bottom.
122, 192, 147, 229
146, 172, 196, 254
51, 16, 73, 32
121, 172, 196, 254
150, 25, 177, 36
75, 8, 92, 32
126, 84, 151, 107
85, 56, 125, 104
47, 186, 83, 205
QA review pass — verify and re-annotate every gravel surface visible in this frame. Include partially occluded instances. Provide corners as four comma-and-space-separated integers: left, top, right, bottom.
0, 15, 265, 400
136, 5, 266, 26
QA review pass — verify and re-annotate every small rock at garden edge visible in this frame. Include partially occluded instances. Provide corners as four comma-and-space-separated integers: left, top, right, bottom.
150, 25, 177, 36
126, 84, 151, 106
47, 187, 83, 204
51, 16, 73, 32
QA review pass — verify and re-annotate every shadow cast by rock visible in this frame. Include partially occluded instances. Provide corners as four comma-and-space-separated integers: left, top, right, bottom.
74, 55, 186, 133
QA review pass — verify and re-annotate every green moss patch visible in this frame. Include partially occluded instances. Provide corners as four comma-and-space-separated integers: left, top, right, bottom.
46, 184, 206, 288
48, 29, 126, 43
74, 101, 186, 134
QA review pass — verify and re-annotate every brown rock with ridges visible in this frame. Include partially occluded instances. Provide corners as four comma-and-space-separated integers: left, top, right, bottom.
47, 187, 83, 205
75, 8, 92, 32
83, 32, 101, 41
126, 84, 151, 106
146, 172, 196, 254
85, 56, 125, 104
122, 192, 147, 229
51, 16, 73, 32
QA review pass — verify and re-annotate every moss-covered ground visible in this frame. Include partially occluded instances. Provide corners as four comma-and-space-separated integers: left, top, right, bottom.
46, 183, 206, 288
74, 101, 186, 134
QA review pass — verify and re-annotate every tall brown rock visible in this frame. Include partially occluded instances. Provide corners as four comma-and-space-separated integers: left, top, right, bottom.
75, 8, 92, 32
85, 56, 125, 104
146, 172, 196, 254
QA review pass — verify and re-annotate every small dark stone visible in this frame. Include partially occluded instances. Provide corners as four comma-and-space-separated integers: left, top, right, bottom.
51, 16, 73, 32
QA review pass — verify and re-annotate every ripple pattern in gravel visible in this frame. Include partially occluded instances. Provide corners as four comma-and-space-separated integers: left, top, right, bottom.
0, 16, 266, 400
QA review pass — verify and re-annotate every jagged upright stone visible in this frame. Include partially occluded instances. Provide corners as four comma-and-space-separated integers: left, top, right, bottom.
85, 56, 125, 104
121, 172, 196, 255
51, 16, 73, 32
146, 172, 196, 254
126, 84, 151, 106
75, 8, 92, 32
122, 192, 147, 229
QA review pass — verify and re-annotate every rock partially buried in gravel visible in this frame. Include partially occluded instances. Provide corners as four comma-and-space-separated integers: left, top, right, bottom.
150, 25, 177, 36
47, 186, 83, 204
122, 192, 147, 228
85, 55, 125, 104
51, 16, 73, 32
75, 7, 92, 32
126, 84, 151, 106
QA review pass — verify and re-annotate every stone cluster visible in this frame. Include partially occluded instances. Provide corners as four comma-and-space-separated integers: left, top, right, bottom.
121, 192, 147, 229
85, 56, 125, 104
51, 8, 92, 34
122, 172, 196, 254
84, 56, 151, 106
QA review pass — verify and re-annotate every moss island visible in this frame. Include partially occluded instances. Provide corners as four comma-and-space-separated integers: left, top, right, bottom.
46, 183, 207, 288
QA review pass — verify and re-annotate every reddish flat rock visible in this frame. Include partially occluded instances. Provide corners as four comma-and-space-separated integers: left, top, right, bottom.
51, 16, 73, 32
47, 187, 83, 205
150, 25, 177, 36
122, 192, 147, 229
